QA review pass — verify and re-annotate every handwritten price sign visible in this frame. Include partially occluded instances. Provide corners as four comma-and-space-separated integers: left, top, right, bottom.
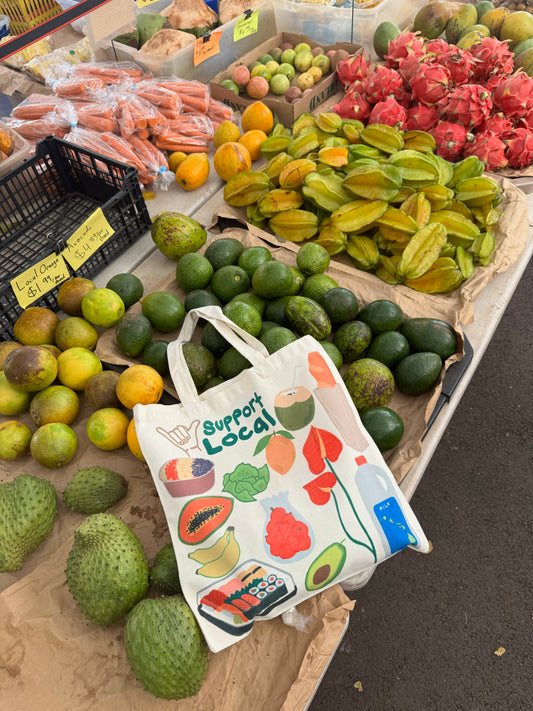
11, 253, 71, 309
62, 208, 115, 271
234, 10, 258, 42
193, 31, 222, 66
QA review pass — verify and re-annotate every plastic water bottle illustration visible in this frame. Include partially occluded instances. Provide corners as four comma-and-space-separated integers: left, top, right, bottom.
354, 455, 417, 557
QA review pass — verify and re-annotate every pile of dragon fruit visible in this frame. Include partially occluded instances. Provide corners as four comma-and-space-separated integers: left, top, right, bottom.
333, 33, 533, 171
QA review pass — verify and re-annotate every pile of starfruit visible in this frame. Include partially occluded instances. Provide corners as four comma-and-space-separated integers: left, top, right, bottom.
222, 114, 504, 294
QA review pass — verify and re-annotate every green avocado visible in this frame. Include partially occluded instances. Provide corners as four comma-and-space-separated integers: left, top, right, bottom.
305, 542, 347, 591
115, 312, 153, 358
285, 295, 332, 340
400, 317, 457, 360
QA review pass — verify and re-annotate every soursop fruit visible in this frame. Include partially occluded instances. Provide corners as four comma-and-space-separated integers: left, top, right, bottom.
63, 466, 128, 514
0, 474, 57, 572
65, 513, 149, 626
124, 595, 208, 699
150, 542, 181, 594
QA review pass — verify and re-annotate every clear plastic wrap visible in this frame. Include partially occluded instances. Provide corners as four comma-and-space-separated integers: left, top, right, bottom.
116, 92, 166, 139
155, 76, 210, 114
52, 76, 108, 100
152, 114, 214, 153
71, 61, 146, 85
3, 114, 71, 141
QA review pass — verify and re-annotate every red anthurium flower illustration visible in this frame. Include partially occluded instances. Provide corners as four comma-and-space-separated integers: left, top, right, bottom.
303, 426, 343, 475
303, 471, 337, 505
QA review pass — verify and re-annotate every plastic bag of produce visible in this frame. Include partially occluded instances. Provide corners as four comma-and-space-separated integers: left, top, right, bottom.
134, 305, 429, 652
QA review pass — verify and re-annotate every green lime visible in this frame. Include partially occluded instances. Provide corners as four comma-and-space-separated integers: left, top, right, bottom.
263, 295, 292, 327
182, 343, 216, 390
260, 326, 297, 354
204, 237, 244, 270
217, 347, 252, 380
115, 313, 153, 358
106, 273, 144, 309
175, 253, 213, 293
201, 322, 231, 358
142, 340, 169, 376
300, 273, 338, 305
251, 260, 293, 299
184, 289, 222, 311
210, 265, 251, 303
296, 242, 331, 275
322, 287, 359, 326
287, 266, 305, 295
357, 299, 403, 335
238, 245, 273, 277
141, 291, 186, 333
366, 331, 410, 369
319, 340, 343, 369
222, 301, 262, 337
360, 406, 404, 452
229, 292, 266, 317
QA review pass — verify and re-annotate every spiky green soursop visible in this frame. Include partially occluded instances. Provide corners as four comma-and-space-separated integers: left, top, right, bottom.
65, 513, 149, 626
124, 595, 208, 699
0, 474, 57, 572
150, 543, 181, 594
63, 466, 128, 514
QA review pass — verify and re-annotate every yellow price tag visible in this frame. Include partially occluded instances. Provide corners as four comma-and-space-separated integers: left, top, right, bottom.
136, 0, 159, 8
234, 9, 258, 42
193, 30, 222, 66
11, 252, 71, 309
62, 208, 115, 271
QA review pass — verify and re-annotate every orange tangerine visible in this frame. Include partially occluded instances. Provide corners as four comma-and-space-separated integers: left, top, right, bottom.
30, 422, 78, 468
116, 364, 164, 409
238, 129, 268, 161
126, 418, 145, 461
86, 407, 130, 451
56, 347, 103, 391
241, 101, 274, 134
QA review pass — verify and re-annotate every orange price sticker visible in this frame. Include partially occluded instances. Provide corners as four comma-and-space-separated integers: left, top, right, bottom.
234, 10, 258, 42
193, 30, 222, 66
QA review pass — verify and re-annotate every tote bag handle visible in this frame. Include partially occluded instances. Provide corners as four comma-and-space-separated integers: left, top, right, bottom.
167, 305, 270, 406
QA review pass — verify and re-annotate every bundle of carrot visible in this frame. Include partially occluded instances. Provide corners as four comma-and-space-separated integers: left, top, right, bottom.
70, 61, 146, 85
152, 114, 214, 153
116, 93, 166, 140
11, 94, 71, 120
52, 76, 107, 100
4, 114, 71, 146
132, 80, 183, 120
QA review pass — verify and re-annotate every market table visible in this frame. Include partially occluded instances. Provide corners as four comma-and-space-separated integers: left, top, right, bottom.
92, 178, 533, 594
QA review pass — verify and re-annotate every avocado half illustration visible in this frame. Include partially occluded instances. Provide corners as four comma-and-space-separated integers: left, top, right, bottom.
304, 541, 347, 591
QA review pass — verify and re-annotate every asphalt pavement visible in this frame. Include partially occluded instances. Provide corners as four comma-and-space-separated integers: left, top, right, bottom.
309, 256, 533, 711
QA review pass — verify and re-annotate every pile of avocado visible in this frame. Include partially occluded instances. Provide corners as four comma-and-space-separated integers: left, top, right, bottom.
108, 237, 458, 454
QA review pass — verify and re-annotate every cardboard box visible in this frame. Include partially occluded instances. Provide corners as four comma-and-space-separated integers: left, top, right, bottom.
209, 32, 361, 126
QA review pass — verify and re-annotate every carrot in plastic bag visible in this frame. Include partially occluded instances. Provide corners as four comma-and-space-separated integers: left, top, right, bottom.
52, 76, 107, 99
133, 80, 183, 112
67, 127, 146, 172
99, 132, 146, 171
12, 96, 70, 120
71, 61, 143, 84
155, 77, 209, 114
3, 114, 70, 140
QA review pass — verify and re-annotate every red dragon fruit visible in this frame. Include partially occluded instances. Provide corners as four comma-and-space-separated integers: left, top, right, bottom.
405, 103, 440, 131
385, 31, 426, 69
368, 97, 407, 128
397, 54, 425, 87
504, 127, 533, 168
462, 130, 508, 171
410, 63, 452, 106
443, 84, 493, 130
362, 65, 404, 103
333, 89, 371, 122
469, 37, 514, 86
431, 121, 473, 162
428, 46, 476, 86
336, 50, 370, 88
480, 112, 514, 136
515, 108, 533, 131
493, 72, 533, 120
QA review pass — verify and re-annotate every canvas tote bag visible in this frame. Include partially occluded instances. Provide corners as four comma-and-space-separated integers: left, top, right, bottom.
134, 305, 429, 652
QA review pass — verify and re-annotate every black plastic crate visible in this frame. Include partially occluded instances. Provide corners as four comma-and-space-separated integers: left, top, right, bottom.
0, 136, 152, 340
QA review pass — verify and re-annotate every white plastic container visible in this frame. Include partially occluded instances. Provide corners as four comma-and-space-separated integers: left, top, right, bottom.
273, 0, 427, 54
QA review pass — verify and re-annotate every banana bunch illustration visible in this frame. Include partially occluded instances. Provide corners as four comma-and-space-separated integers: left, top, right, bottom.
188, 526, 240, 578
